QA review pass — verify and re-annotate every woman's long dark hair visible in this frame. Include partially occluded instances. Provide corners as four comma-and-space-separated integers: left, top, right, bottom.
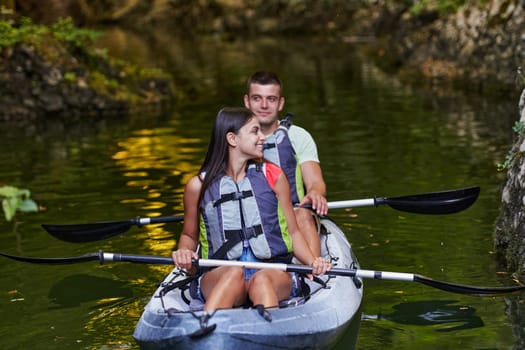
198, 107, 255, 204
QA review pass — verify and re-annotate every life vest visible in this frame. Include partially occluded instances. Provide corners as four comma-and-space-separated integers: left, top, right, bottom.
263, 113, 304, 204
199, 162, 293, 261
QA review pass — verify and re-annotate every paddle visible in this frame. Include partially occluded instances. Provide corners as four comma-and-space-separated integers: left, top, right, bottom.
327, 186, 480, 214
0, 250, 521, 296
41, 186, 480, 243
41, 215, 184, 243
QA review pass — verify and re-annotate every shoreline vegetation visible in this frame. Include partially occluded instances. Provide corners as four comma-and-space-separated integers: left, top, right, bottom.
0, 17, 174, 123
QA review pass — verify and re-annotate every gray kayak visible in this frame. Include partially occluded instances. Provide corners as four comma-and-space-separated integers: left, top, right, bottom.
133, 217, 363, 349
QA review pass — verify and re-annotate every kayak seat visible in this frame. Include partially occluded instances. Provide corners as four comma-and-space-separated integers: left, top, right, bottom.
190, 298, 205, 312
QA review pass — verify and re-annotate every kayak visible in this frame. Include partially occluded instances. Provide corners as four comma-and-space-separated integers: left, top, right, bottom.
133, 217, 363, 349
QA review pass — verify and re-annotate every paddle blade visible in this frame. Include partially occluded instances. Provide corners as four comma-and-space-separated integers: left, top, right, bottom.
379, 186, 480, 215
0, 251, 100, 264
42, 220, 134, 243
414, 274, 525, 296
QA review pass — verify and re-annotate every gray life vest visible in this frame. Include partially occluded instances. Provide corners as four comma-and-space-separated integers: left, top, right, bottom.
199, 162, 293, 261
263, 113, 304, 204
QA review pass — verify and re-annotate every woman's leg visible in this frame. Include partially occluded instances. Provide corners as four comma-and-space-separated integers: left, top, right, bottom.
201, 266, 247, 311
247, 269, 293, 308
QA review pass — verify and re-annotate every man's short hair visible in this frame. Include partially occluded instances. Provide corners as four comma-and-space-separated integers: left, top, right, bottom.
246, 71, 282, 93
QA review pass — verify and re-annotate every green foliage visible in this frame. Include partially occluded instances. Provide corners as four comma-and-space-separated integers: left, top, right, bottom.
51, 17, 101, 48
410, 0, 467, 15
513, 120, 525, 134
497, 121, 525, 171
497, 152, 517, 172
0, 16, 172, 107
0, 17, 100, 50
63, 71, 77, 82
0, 17, 47, 48
0, 186, 38, 222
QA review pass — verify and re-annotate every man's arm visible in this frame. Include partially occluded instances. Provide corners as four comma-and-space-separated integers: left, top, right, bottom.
289, 125, 328, 215
299, 161, 327, 216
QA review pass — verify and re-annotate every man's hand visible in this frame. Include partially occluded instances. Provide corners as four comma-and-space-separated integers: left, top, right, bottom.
299, 189, 327, 216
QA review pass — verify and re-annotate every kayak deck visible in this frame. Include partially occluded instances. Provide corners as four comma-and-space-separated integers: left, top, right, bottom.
133, 217, 363, 349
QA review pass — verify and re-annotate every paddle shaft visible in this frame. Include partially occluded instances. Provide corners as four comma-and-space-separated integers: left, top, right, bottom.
0, 251, 422, 281
328, 198, 375, 209
41, 186, 480, 243
1, 251, 522, 295
136, 216, 184, 225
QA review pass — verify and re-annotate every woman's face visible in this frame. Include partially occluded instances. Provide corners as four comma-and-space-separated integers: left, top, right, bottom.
235, 116, 266, 159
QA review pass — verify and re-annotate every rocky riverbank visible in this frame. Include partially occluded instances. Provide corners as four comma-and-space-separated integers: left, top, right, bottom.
495, 88, 525, 350
0, 18, 174, 125
5, 1, 525, 121
13, 1, 525, 90
348, 0, 525, 91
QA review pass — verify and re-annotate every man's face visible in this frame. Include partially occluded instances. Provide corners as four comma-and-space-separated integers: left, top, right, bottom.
244, 83, 285, 129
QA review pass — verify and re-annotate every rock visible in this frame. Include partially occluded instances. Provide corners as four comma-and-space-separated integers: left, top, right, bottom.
0, 42, 173, 124
495, 86, 525, 272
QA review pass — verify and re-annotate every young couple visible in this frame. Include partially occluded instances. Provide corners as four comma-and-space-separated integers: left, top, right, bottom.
172, 71, 330, 312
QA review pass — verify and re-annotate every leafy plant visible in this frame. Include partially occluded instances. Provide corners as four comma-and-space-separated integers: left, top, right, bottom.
0, 17, 47, 48
50, 17, 101, 48
410, 0, 467, 16
0, 17, 100, 50
513, 120, 525, 134
0, 186, 38, 222
497, 121, 525, 171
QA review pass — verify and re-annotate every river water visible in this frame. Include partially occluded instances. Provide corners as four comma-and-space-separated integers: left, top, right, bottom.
0, 29, 521, 349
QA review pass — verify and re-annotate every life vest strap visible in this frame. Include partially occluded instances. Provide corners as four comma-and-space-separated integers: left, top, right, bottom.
210, 224, 264, 259
213, 190, 253, 207
279, 112, 293, 129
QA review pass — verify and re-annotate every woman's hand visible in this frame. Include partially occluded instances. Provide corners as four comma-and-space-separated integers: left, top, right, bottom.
172, 249, 199, 274
310, 256, 332, 276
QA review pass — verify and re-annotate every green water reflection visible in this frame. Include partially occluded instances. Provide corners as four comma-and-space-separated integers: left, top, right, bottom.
0, 33, 520, 349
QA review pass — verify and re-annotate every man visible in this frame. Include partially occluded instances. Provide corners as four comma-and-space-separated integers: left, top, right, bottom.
244, 71, 327, 257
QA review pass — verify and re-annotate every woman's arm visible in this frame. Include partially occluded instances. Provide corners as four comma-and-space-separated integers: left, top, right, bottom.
171, 175, 201, 273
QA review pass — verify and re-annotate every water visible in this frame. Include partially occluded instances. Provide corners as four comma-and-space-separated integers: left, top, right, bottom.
0, 30, 520, 349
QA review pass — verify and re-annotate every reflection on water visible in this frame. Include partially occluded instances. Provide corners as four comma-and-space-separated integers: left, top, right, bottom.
48, 274, 133, 309
362, 300, 484, 332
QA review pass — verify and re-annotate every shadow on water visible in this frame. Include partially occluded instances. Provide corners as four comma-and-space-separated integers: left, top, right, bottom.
48, 274, 133, 309
362, 300, 484, 332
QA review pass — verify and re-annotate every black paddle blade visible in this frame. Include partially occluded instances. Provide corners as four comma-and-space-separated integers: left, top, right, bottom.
42, 220, 134, 243
378, 186, 480, 215
414, 274, 525, 296
0, 251, 101, 264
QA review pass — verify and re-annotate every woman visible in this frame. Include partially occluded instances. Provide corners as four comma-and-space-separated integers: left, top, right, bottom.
172, 107, 330, 312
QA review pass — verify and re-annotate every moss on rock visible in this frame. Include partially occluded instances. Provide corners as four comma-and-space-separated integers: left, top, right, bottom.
0, 17, 174, 123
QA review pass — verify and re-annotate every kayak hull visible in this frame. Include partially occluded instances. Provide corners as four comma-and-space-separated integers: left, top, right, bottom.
133, 218, 363, 349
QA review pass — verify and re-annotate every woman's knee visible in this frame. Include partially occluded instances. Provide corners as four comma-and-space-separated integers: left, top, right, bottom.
202, 266, 246, 300
249, 271, 292, 291
222, 266, 245, 283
